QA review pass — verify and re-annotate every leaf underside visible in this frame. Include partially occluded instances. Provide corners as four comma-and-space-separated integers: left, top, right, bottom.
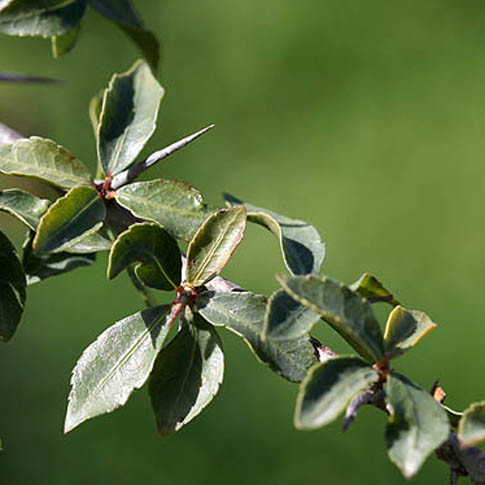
0, 188, 50, 230
458, 401, 485, 447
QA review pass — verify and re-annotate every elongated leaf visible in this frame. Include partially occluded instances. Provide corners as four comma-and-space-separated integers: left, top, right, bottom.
186, 207, 246, 287
264, 289, 320, 341
115, 179, 213, 241
89, 92, 102, 139
458, 401, 485, 446
23, 230, 95, 285
51, 22, 80, 57
385, 373, 449, 478
197, 291, 317, 382
349, 272, 399, 305
224, 193, 325, 276
0, 230, 26, 342
0, 189, 50, 230
97, 59, 163, 175
64, 229, 111, 253
64, 305, 172, 433
0, 0, 86, 37
384, 306, 437, 358
34, 187, 106, 253
118, 25, 159, 73
278, 274, 384, 363
294, 356, 378, 429
149, 314, 224, 434
108, 222, 181, 290
0, 136, 93, 188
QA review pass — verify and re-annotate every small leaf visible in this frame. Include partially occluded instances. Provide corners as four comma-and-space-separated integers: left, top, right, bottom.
0, 0, 87, 37
263, 289, 320, 341
385, 372, 449, 479
51, 23, 80, 57
34, 186, 106, 253
64, 305, 172, 433
0, 230, 26, 342
224, 193, 325, 276
108, 222, 181, 290
278, 274, 384, 363
115, 179, 213, 241
186, 207, 246, 287
197, 291, 318, 382
0, 189, 50, 230
294, 356, 379, 430
22, 230, 95, 285
64, 228, 112, 253
97, 59, 164, 176
349, 272, 399, 305
149, 313, 224, 435
89, 92, 102, 139
0, 136, 93, 189
384, 306, 437, 358
458, 401, 485, 446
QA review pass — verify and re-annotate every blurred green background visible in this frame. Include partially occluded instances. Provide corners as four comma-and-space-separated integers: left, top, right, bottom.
1, 1, 485, 483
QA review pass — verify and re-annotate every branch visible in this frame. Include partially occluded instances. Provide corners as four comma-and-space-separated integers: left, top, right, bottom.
111, 124, 215, 189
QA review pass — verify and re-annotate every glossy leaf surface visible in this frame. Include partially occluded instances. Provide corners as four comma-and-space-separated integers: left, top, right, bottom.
264, 289, 320, 341
383, 306, 437, 358
64, 305, 172, 433
197, 291, 317, 382
0, 189, 50, 230
458, 401, 485, 446
97, 60, 163, 175
186, 207, 246, 287
149, 314, 224, 435
34, 187, 106, 253
385, 373, 449, 478
294, 356, 379, 429
349, 272, 399, 305
115, 179, 213, 241
224, 193, 325, 276
0, 136, 92, 188
108, 222, 181, 290
278, 274, 384, 363
0, 230, 26, 342
0, 0, 86, 37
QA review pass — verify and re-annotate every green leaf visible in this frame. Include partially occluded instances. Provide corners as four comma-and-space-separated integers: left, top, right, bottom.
64, 305, 172, 433
186, 207, 246, 287
383, 306, 437, 358
0, 189, 50, 230
0, 230, 26, 342
458, 401, 485, 446
22, 230, 95, 285
51, 22, 80, 57
349, 272, 399, 305
224, 193, 325, 276
108, 222, 181, 290
0, 136, 93, 189
97, 59, 164, 176
115, 179, 213, 241
385, 372, 449, 479
63, 228, 112, 253
294, 356, 379, 430
89, 0, 159, 71
149, 314, 224, 435
278, 274, 384, 363
89, 92, 102, 140
263, 289, 320, 341
197, 291, 318, 382
0, 0, 86, 37
33, 186, 106, 253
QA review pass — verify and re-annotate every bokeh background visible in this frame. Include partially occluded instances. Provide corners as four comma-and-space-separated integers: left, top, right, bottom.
1, 1, 485, 484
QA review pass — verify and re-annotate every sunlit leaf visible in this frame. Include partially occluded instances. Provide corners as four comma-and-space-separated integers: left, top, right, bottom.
108, 222, 181, 290
294, 356, 379, 429
224, 193, 325, 276
278, 274, 384, 363
0, 136, 92, 189
458, 401, 485, 447
149, 313, 224, 435
97, 59, 164, 175
64, 305, 172, 433
33, 186, 106, 253
349, 272, 399, 305
186, 207, 246, 287
0, 189, 50, 230
385, 372, 449, 479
